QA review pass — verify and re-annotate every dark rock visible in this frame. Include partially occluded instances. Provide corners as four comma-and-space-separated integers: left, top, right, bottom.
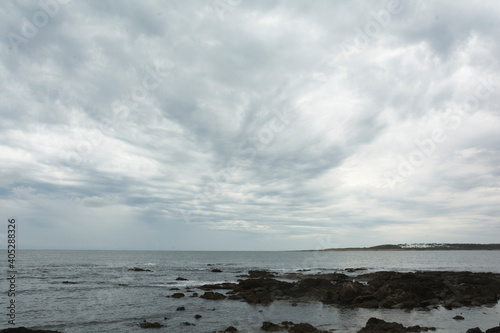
248, 270, 277, 278
373, 285, 391, 301
211, 269, 223, 273
259, 321, 326, 333
358, 318, 435, 333
191, 292, 199, 297
172, 293, 185, 298
138, 321, 164, 328
296, 278, 333, 290
194, 314, 202, 319
288, 323, 327, 333
224, 326, 239, 332
453, 315, 465, 320
199, 282, 237, 290
181, 322, 195, 326
169, 287, 179, 291
176, 306, 185, 311
200, 291, 226, 300
486, 327, 500, 333
129, 267, 152, 272
345, 268, 367, 273
198, 270, 500, 309
62, 281, 77, 284
466, 329, 483, 333
176, 277, 188, 281
118, 283, 128, 286
235, 278, 294, 304
356, 299, 380, 308
338, 281, 364, 302
0, 328, 63, 333
261, 322, 285, 331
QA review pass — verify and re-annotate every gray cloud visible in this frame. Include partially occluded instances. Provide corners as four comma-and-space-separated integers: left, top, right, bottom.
0, 0, 499, 250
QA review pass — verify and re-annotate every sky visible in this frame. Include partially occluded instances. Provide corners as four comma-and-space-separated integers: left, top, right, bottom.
1, 0, 499, 251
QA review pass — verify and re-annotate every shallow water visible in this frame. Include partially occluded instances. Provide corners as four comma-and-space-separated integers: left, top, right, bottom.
1, 250, 499, 332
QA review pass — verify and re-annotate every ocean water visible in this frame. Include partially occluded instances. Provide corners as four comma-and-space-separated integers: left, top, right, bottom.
1, 250, 500, 332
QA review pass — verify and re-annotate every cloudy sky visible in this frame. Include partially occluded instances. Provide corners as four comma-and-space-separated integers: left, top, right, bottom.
1, 0, 499, 250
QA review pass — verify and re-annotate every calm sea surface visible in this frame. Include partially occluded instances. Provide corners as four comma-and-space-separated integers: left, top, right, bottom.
1, 250, 499, 332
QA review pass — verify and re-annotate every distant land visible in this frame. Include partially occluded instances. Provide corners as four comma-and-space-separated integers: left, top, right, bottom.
304, 243, 500, 251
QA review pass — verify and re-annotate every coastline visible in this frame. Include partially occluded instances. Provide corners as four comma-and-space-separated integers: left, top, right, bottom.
300, 243, 500, 252
5, 251, 500, 332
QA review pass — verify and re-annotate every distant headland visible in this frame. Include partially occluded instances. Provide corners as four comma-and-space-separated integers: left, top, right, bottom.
304, 243, 500, 251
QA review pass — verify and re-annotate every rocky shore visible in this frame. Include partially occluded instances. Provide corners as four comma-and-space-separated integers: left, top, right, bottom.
3, 318, 500, 333
197, 270, 500, 310
3, 270, 499, 333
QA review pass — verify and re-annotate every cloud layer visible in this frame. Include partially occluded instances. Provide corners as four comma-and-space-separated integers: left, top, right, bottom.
1, 0, 499, 250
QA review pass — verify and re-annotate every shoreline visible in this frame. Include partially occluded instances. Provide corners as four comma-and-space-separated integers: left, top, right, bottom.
3, 268, 500, 333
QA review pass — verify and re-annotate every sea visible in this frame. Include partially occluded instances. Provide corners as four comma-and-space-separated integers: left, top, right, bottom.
1, 250, 500, 333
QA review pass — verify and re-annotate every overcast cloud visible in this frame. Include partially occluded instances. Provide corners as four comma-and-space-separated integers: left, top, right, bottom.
1, 0, 499, 250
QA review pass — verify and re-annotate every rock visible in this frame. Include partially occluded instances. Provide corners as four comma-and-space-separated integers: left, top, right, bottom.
129, 267, 152, 272
200, 291, 226, 300
169, 287, 179, 290
138, 321, 164, 328
118, 283, 128, 286
172, 293, 185, 298
200, 282, 237, 290
358, 317, 435, 333
194, 314, 202, 319
62, 281, 77, 284
356, 299, 380, 308
181, 322, 195, 326
224, 326, 239, 332
0, 328, 63, 333
466, 329, 483, 333
176, 306, 185, 311
191, 292, 199, 297
345, 268, 367, 273
198, 270, 500, 309
486, 327, 500, 333
288, 323, 327, 333
373, 285, 391, 301
261, 322, 285, 331
338, 281, 363, 302
211, 269, 223, 273
453, 315, 465, 320
176, 277, 188, 281
260, 322, 327, 333
248, 270, 277, 278
296, 278, 333, 290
